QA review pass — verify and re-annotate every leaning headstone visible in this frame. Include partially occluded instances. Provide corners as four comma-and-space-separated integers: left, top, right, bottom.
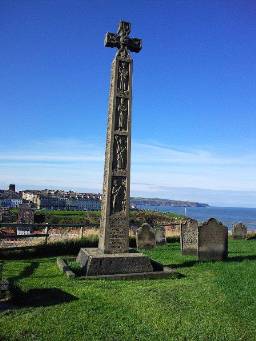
198, 218, 228, 261
155, 226, 166, 244
180, 219, 198, 256
232, 222, 247, 239
136, 223, 156, 249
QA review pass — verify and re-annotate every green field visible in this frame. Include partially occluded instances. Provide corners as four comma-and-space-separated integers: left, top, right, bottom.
8, 209, 183, 226
1, 239, 256, 341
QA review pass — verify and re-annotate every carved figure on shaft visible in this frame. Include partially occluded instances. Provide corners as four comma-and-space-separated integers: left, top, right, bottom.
117, 98, 128, 131
118, 62, 129, 94
114, 135, 127, 170
111, 178, 126, 214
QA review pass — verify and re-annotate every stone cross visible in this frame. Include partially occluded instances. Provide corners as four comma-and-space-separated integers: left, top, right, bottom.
104, 21, 142, 55
98, 21, 142, 254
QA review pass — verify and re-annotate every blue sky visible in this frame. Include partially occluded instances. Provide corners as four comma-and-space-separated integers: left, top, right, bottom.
1, 0, 256, 207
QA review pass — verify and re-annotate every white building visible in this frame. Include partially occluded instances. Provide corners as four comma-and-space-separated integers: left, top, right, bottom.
21, 189, 101, 211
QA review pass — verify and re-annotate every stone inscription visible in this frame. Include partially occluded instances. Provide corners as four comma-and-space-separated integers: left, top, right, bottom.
108, 215, 129, 252
181, 219, 198, 256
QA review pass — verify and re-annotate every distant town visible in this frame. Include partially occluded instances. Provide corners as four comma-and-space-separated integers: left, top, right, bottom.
0, 184, 209, 211
0, 184, 101, 211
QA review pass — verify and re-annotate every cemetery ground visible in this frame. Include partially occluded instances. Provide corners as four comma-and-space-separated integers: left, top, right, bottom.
1, 239, 256, 340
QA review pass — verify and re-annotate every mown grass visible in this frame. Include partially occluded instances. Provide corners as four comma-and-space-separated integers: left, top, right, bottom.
1, 239, 256, 341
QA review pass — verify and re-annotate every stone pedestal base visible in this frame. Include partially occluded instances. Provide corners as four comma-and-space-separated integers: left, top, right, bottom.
76, 248, 155, 276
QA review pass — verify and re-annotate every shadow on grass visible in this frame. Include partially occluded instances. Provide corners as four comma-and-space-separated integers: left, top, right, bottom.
10, 261, 39, 282
225, 254, 256, 262
0, 236, 137, 260
10, 286, 78, 308
0, 237, 99, 260
167, 260, 198, 269
167, 254, 256, 269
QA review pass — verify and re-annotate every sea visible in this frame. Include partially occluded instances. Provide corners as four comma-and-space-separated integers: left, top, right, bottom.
135, 205, 256, 230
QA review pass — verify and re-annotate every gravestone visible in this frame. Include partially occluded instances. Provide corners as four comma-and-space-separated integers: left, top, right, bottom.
77, 21, 167, 278
198, 218, 228, 261
155, 226, 166, 244
180, 219, 198, 256
136, 223, 156, 249
17, 203, 34, 224
232, 222, 247, 239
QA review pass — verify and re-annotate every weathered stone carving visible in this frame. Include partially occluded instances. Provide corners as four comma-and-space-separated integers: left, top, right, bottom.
115, 97, 128, 131
113, 135, 127, 171
118, 61, 129, 95
76, 22, 176, 278
180, 219, 198, 256
110, 177, 126, 214
104, 21, 142, 55
98, 21, 142, 254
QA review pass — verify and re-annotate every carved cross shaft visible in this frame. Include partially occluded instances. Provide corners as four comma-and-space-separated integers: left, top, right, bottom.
104, 21, 142, 53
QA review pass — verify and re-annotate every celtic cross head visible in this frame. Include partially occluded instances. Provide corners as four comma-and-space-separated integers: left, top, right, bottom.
104, 21, 142, 55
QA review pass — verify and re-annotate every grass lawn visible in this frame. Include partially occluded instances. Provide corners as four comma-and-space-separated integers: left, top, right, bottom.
1, 239, 256, 341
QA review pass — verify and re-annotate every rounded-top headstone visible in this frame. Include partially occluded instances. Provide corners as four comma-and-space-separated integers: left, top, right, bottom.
198, 218, 228, 261
232, 222, 247, 239
136, 223, 156, 249
155, 226, 166, 244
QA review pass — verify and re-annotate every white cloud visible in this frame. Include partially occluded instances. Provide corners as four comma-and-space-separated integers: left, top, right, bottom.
0, 138, 256, 206
0, 138, 104, 163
